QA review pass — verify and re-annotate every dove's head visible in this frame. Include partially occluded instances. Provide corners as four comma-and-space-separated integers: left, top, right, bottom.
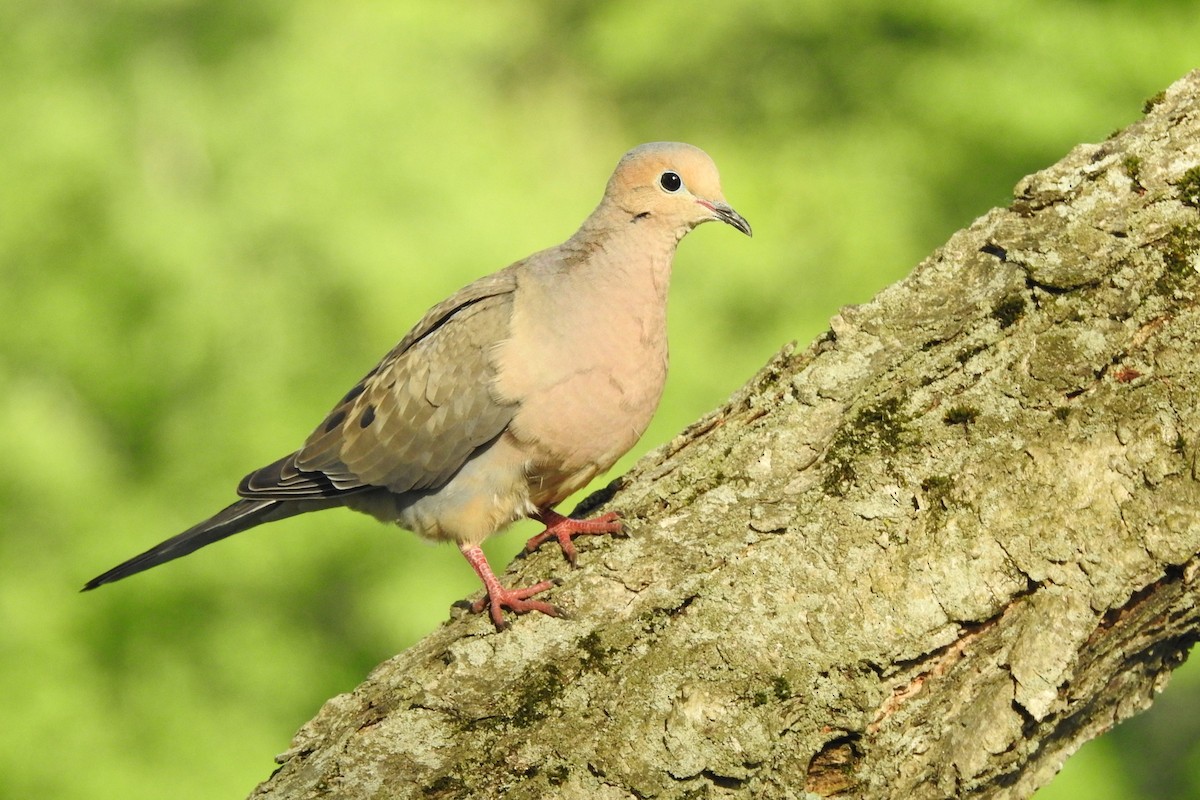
602, 142, 752, 239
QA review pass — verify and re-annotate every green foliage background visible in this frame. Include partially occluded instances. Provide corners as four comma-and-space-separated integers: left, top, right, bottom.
1, 2, 1197, 797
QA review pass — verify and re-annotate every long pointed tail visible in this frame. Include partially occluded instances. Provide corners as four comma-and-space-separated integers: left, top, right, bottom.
82, 499, 301, 591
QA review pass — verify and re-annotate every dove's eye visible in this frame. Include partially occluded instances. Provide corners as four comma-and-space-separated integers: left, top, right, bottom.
659, 171, 682, 193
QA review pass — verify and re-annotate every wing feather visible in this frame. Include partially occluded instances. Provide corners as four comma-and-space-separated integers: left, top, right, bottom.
238, 270, 520, 500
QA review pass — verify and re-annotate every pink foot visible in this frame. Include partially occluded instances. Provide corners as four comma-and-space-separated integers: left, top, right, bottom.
524, 508, 623, 565
460, 543, 560, 630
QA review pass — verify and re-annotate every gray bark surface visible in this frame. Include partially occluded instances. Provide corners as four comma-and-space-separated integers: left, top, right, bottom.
251, 71, 1200, 800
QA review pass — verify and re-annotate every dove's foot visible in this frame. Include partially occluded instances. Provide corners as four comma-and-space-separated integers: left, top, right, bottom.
460, 543, 560, 630
524, 508, 623, 565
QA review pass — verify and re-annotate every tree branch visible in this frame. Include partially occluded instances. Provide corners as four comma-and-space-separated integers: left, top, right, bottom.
251, 70, 1200, 800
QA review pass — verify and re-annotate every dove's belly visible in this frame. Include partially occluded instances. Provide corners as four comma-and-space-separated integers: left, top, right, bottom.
509, 352, 668, 507
346, 431, 537, 546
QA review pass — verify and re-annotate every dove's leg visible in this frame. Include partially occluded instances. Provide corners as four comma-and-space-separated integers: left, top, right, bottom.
460, 543, 559, 629
524, 508, 623, 565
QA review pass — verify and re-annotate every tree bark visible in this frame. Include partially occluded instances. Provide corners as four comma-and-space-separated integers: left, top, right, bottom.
251, 71, 1200, 800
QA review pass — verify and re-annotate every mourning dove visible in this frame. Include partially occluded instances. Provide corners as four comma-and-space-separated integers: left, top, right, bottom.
83, 142, 751, 629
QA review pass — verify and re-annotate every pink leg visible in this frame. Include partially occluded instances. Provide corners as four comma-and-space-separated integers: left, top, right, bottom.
460, 543, 559, 630
524, 508, 623, 565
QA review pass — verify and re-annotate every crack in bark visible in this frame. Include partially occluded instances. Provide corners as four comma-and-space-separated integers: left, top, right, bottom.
805, 734, 863, 796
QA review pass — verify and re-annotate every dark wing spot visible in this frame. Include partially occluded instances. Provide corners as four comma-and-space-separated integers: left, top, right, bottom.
340, 382, 366, 404
324, 410, 347, 432
631, 212, 651, 223
360, 405, 376, 428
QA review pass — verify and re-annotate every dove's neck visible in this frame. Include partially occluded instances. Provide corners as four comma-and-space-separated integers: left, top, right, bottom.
565, 209, 684, 303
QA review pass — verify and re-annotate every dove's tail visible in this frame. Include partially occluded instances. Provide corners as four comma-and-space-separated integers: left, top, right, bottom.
82, 499, 304, 591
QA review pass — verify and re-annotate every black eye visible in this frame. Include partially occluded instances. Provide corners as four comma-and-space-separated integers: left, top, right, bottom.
659, 171, 682, 193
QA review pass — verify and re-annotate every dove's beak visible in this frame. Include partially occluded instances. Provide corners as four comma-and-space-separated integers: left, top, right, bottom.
699, 199, 753, 237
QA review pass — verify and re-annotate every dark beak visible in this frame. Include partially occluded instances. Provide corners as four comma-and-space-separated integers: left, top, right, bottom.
709, 201, 753, 237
